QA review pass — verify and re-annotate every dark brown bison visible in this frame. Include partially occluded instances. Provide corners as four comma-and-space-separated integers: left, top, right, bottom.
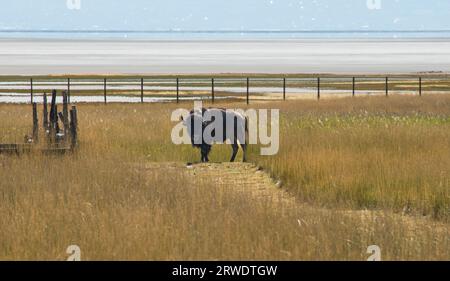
182, 108, 247, 163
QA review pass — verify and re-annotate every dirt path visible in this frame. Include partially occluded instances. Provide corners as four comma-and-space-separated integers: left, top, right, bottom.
143, 162, 296, 208
186, 162, 297, 206
140, 161, 450, 237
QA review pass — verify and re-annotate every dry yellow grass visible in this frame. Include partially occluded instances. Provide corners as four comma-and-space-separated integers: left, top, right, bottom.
0, 95, 449, 260
251, 95, 450, 221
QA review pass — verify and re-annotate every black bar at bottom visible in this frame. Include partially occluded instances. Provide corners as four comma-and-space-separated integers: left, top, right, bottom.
0, 262, 448, 280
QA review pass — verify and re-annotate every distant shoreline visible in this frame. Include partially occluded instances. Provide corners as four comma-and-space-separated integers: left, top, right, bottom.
1, 38, 449, 75
1, 29, 450, 41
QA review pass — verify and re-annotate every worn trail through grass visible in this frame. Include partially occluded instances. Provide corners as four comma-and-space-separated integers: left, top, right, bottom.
143, 162, 295, 207
142, 161, 450, 237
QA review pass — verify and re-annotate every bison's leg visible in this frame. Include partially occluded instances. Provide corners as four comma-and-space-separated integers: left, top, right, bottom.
205, 145, 211, 162
200, 147, 206, 163
200, 151, 204, 163
201, 145, 211, 163
230, 143, 239, 162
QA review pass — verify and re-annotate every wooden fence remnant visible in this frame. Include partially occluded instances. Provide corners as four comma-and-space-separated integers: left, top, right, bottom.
32, 103, 38, 143
1, 89, 80, 155
43, 92, 49, 130
70, 106, 78, 148
62, 91, 69, 136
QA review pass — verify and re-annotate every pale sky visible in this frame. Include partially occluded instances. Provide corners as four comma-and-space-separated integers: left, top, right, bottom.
0, 0, 449, 31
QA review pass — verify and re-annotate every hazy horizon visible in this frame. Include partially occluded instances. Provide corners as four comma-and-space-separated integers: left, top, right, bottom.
1, 1, 449, 36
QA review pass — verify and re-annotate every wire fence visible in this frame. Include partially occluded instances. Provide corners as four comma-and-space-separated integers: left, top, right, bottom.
0, 75, 449, 104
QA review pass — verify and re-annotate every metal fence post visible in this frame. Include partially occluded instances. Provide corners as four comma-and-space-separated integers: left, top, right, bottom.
385, 77, 389, 97
419, 77, 422, 96
176, 78, 179, 103
104, 78, 107, 104
141, 78, 144, 103
67, 78, 71, 103
283, 77, 286, 101
352, 77, 356, 97
317, 77, 320, 100
246, 77, 250, 104
30, 78, 33, 104
211, 78, 215, 104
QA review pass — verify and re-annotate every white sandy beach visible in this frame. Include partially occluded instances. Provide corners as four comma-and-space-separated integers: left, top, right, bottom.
0, 39, 450, 75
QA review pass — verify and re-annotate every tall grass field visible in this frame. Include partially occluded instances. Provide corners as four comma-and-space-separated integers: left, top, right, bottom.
0, 95, 449, 260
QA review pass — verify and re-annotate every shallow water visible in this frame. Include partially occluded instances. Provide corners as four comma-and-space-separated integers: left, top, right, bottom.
0, 89, 423, 104
0, 94, 223, 104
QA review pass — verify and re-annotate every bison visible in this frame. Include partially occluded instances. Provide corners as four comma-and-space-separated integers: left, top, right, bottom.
182, 108, 248, 163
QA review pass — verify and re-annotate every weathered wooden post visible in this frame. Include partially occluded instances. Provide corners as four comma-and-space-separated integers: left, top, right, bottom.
141, 78, 144, 103
176, 78, 179, 103
62, 91, 69, 136
317, 77, 321, 100
54, 105, 60, 134
211, 78, 215, 104
49, 89, 59, 143
283, 77, 286, 101
43, 92, 49, 130
70, 106, 78, 149
385, 77, 389, 97
104, 78, 107, 104
352, 77, 356, 97
32, 103, 38, 143
419, 77, 422, 96
49, 89, 57, 126
30, 78, 34, 104
246, 77, 250, 105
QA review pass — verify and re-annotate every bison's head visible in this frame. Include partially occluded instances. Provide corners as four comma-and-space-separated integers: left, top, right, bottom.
181, 110, 205, 147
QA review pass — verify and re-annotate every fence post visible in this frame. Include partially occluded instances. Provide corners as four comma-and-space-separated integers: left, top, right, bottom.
317, 77, 320, 100
352, 77, 356, 97
70, 106, 78, 149
30, 78, 33, 104
211, 78, 215, 104
141, 78, 144, 103
32, 103, 38, 143
43, 93, 49, 130
104, 78, 107, 104
176, 78, 179, 103
385, 77, 389, 97
62, 91, 69, 136
246, 77, 250, 105
49, 90, 58, 142
283, 77, 286, 101
419, 77, 422, 96
67, 78, 71, 103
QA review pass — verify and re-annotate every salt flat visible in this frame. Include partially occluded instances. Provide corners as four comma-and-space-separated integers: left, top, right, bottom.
0, 39, 450, 75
